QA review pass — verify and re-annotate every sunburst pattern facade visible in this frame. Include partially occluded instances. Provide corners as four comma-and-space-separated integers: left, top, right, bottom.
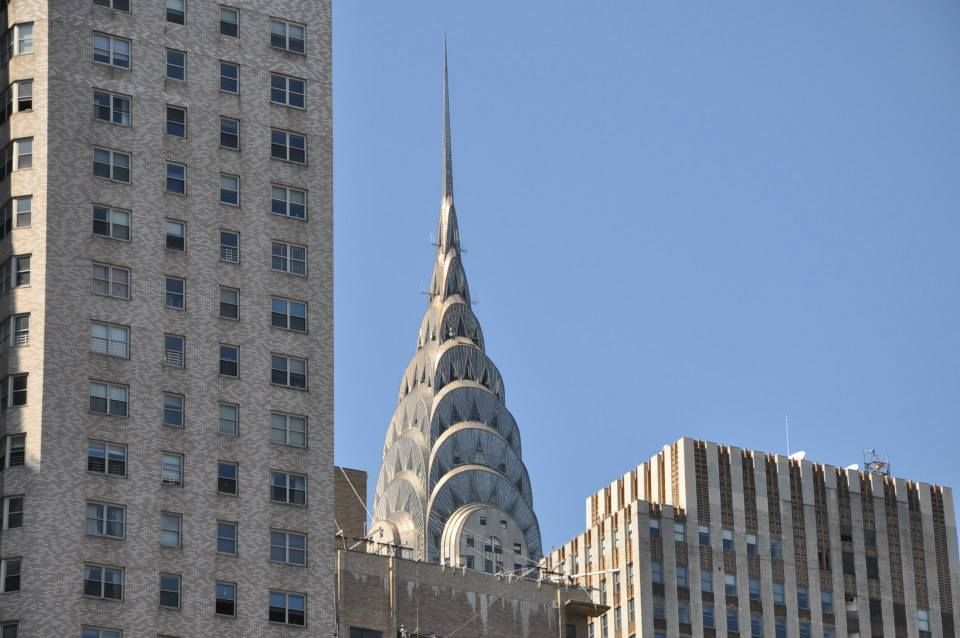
369, 49, 543, 568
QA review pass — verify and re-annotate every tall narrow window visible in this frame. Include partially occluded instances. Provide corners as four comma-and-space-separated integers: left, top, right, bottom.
217, 520, 238, 554
219, 61, 238, 93
219, 344, 239, 377
219, 287, 239, 320
16, 80, 31, 111
165, 220, 185, 251
166, 162, 186, 194
161, 453, 184, 487
220, 7, 239, 37
159, 573, 181, 608
2, 495, 23, 529
219, 117, 240, 149
216, 582, 237, 616
165, 49, 186, 81
164, 276, 185, 309
216, 403, 239, 437
160, 512, 181, 546
0, 558, 21, 592
166, 0, 185, 24
14, 197, 30, 227
218, 461, 238, 495
166, 105, 186, 138
219, 173, 239, 205
219, 230, 240, 263
163, 393, 184, 427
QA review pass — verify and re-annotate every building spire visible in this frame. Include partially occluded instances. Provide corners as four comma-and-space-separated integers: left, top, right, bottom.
438, 37, 460, 254
442, 35, 454, 203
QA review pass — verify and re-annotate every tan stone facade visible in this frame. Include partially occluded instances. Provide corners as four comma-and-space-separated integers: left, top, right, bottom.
337, 548, 603, 638
0, 0, 333, 635
544, 438, 960, 638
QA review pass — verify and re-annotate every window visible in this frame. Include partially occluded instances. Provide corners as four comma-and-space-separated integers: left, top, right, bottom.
15, 23, 32, 55
166, 162, 186, 194
918, 608, 931, 632
270, 19, 305, 54
216, 582, 236, 616
85, 502, 124, 538
703, 604, 714, 629
219, 173, 239, 205
676, 564, 688, 587
797, 585, 809, 609
91, 322, 129, 358
160, 512, 181, 546
220, 117, 240, 149
94, 90, 130, 125
220, 287, 239, 320
271, 530, 307, 565
1, 434, 24, 467
678, 600, 690, 625
746, 533, 758, 555
218, 461, 237, 495
94, 0, 130, 10
12, 197, 29, 228
351, 630, 383, 638
272, 184, 307, 220
2, 495, 23, 529
799, 621, 811, 638
87, 441, 126, 476
749, 577, 760, 601
775, 617, 787, 638
700, 568, 712, 593
84, 563, 123, 599
163, 335, 187, 368
269, 591, 306, 626
217, 520, 237, 555
93, 206, 130, 240
161, 453, 183, 486
166, 49, 186, 81
0, 557, 18, 593
219, 60, 238, 93
271, 241, 307, 275
751, 614, 762, 637
89, 381, 128, 416
166, 0, 185, 24
722, 528, 734, 551
0, 314, 27, 350
271, 298, 307, 332
220, 7, 239, 37
271, 471, 306, 505
218, 403, 238, 435
220, 230, 240, 263
93, 32, 130, 68
823, 628, 836, 638
650, 559, 662, 584
219, 344, 238, 377
159, 573, 180, 608
166, 105, 186, 138
93, 148, 130, 182
165, 220, 185, 251
648, 519, 660, 538
724, 573, 737, 597
271, 354, 307, 389
822, 590, 834, 614
673, 521, 685, 543
698, 525, 709, 545
14, 80, 31, 112
9, 138, 29, 170
726, 608, 739, 633
270, 73, 306, 109
163, 393, 184, 426
0, 625, 16, 638
81, 629, 121, 638
7, 254, 29, 288
164, 277, 185, 309
773, 581, 785, 605
271, 129, 306, 164
652, 595, 665, 620
770, 538, 783, 559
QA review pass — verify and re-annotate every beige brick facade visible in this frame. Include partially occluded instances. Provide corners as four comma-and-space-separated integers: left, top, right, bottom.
0, 0, 333, 635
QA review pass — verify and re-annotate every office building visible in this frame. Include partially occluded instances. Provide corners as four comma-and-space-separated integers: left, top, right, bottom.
544, 438, 960, 638
0, 0, 333, 635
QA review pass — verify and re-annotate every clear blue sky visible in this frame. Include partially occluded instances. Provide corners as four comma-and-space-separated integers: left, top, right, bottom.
333, 1, 960, 552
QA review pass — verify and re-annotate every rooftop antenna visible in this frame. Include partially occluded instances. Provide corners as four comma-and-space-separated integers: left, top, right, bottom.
785, 415, 791, 457
863, 449, 891, 476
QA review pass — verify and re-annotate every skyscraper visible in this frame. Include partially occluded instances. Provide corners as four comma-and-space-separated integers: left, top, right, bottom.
369, 47, 543, 569
0, 1, 333, 635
